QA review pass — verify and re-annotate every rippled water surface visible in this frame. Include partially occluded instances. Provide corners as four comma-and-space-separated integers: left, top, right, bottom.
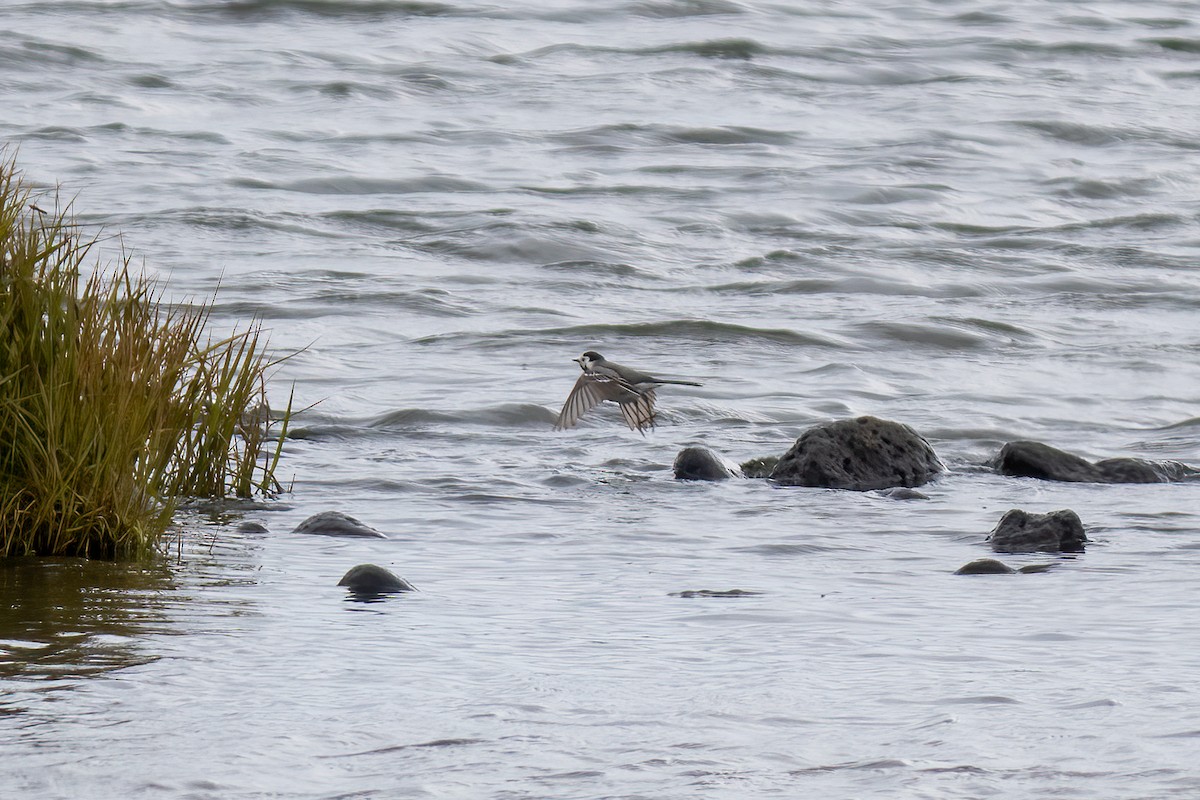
3, 1, 1200, 797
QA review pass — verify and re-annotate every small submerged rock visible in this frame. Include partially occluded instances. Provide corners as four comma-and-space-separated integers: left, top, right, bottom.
954, 559, 1057, 575
955, 558, 1016, 575
236, 520, 269, 533
770, 416, 943, 490
673, 446, 742, 481
670, 589, 762, 598
992, 441, 1198, 484
294, 511, 387, 538
988, 509, 1087, 554
338, 564, 416, 594
875, 487, 930, 501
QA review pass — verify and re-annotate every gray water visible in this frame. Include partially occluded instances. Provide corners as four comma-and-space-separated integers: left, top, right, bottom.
3, 1, 1200, 797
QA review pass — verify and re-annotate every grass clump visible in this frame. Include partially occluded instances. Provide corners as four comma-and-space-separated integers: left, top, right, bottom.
0, 154, 290, 559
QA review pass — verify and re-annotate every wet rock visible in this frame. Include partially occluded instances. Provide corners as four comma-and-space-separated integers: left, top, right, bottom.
673, 446, 742, 481
992, 441, 1098, 482
954, 559, 1056, 575
236, 521, 269, 533
955, 558, 1016, 575
876, 487, 930, 500
670, 589, 762, 598
988, 509, 1087, 554
338, 564, 416, 594
1094, 457, 1198, 483
739, 456, 779, 479
769, 416, 943, 490
294, 511, 387, 538
992, 441, 1198, 483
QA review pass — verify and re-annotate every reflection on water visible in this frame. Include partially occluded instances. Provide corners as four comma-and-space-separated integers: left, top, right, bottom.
0, 558, 174, 685
0, 515, 269, 701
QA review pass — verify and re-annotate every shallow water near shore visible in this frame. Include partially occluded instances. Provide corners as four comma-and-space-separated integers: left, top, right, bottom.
3, 0, 1200, 797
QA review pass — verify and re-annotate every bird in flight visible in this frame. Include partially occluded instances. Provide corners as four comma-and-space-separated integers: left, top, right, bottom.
553, 351, 701, 433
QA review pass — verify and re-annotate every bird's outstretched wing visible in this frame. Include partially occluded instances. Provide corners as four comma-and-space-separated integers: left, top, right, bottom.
618, 387, 657, 434
554, 373, 651, 431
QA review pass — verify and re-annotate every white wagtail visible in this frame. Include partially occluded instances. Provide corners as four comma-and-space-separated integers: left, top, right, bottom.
553, 351, 701, 433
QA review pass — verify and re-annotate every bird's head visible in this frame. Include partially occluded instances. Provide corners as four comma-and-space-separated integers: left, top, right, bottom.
574, 351, 604, 371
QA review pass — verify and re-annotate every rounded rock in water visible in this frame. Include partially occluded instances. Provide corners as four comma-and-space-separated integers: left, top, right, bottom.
673, 446, 742, 481
988, 509, 1087, 554
294, 511, 387, 538
338, 564, 416, 594
955, 558, 1016, 575
769, 416, 943, 491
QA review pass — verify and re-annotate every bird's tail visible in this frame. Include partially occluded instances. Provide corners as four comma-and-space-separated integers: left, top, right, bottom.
657, 379, 702, 387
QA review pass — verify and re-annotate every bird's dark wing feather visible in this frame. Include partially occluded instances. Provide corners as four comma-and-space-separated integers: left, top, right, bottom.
618, 387, 657, 433
554, 373, 643, 430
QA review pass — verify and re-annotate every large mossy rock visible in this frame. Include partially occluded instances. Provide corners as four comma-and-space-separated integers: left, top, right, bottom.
739, 456, 779, 479
992, 441, 1198, 484
988, 509, 1087, 554
769, 416, 942, 490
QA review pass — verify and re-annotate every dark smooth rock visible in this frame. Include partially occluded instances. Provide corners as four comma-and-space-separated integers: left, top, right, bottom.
769, 416, 943, 490
993, 441, 1100, 481
988, 509, 1087, 554
338, 564, 415, 594
993, 441, 1199, 484
673, 446, 742, 481
955, 558, 1016, 575
1095, 457, 1198, 483
237, 521, 269, 533
294, 511, 387, 538
739, 456, 779, 479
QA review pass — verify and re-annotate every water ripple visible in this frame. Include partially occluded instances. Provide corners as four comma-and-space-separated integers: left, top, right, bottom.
412, 320, 849, 349
5, 0, 1200, 797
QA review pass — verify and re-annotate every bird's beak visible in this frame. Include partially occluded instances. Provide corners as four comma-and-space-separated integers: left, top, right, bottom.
572, 357, 583, 364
